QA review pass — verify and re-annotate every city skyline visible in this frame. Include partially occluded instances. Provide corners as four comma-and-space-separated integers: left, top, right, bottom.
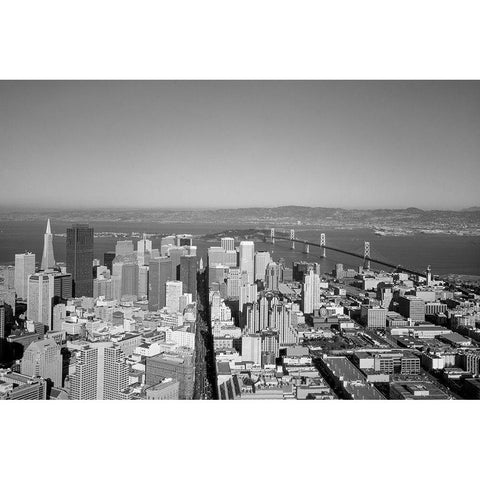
1, 81, 479, 210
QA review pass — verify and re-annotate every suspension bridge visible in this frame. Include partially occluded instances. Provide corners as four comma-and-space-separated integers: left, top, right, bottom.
265, 228, 429, 279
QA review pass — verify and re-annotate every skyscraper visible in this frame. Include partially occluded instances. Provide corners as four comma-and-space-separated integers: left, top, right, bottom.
137, 233, 152, 265
40, 219, 56, 271
27, 273, 54, 329
302, 270, 321, 314
239, 241, 255, 284
0, 302, 5, 340
265, 262, 281, 291
255, 251, 271, 282
66, 224, 94, 297
20, 338, 62, 387
221, 237, 235, 251
166, 280, 183, 313
14, 252, 36, 300
180, 255, 198, 301
148, 257, 172, 311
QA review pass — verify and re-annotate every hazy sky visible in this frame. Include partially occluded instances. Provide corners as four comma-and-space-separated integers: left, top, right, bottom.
0, 81, 478, 210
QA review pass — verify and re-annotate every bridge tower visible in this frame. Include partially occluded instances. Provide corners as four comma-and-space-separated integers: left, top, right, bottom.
363, 241, 371, 270
320, 233, 326, 258
290, 229, 295, 250
270, 228, 275, 245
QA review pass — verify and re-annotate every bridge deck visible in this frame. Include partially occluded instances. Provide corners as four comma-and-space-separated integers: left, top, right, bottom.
269, 235, 424, 277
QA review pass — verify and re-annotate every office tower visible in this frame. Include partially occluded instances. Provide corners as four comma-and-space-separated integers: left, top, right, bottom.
254, 251, 271, 282
176, 234, 193, 247
103, 251, 115, 272
40, 219, 56, 271
0, 302, 5, 339
302, 270, 321, 314
180, 255, 198, 301
265, 262, 281, 291
66, 224, 94, 297
14, 252, 36, 300
138, 265, 149, 298
239, 241, 255, 284
115, 240, 134, 257
241, 334, 262, 364
148, 257, 172, 311
52, 272, 73, 302
167, 246, 187, 280
221, 237, 235, 251
103, 345, 129, 400
68, 343, 129, 400
146, 351, 195, 400
69, 345, 98, 400
239, 283, 258, 313
277, 305, 298, 345
93, 277, 113, 300
244, 302, 259, 332
208, 264, 229, 289
27, 273, 54, 329
166, 280, 183, 313
282, 267, 293, 282
208, 246, 226, 266
20, 338, 62, 387
398, 295, 426, 323
121, 262, 139, 298
137, 233, 152, 265
226, 267, 241, 298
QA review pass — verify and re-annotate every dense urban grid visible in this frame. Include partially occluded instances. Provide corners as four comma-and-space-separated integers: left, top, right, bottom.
0, 219, 479, 400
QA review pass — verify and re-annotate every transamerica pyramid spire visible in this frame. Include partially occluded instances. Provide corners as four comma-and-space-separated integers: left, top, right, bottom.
41, 218, 56, 271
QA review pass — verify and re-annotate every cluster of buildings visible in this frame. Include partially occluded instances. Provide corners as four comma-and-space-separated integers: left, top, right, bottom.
0, 221, 200, 400
1, 221, 480, 401
206, 236, 480, 400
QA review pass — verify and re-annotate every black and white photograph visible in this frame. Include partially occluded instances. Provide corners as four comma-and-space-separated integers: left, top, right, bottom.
1, 2, 479, 480
1, 80, 479, 402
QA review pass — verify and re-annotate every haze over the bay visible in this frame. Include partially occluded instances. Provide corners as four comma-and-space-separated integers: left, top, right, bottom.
1, 81, 479, 210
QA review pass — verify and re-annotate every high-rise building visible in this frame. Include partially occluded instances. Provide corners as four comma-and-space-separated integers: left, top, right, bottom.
265, 262, 281, 291
148, 257, 172, 311
103, 251, 115, 272
221, 237, 235, 251
137, 233, 152, 265
241, 334, 262, 365
40, 219, 56, 271
208, 246, 226, 266
115, 240, 134, 257
167, 246, 187, 280
302, 270, 321, 314
66, 224, 94, 297
14, 252, 36, 300
0, 302, 5, 339
52, 272, 73, 302
121, 262, 139, 298
255, 251, 271, 282
398, 295, 426, 323
166, 280, 183, 313
68, 343, 129, 400
180, 255, 198, 301
226, 267, 241, 298
27, 273, 54, 329
20, 338, 62, 387
239, 241, 255, 284
239, 283, 258, 313
138, 265, 149, 299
